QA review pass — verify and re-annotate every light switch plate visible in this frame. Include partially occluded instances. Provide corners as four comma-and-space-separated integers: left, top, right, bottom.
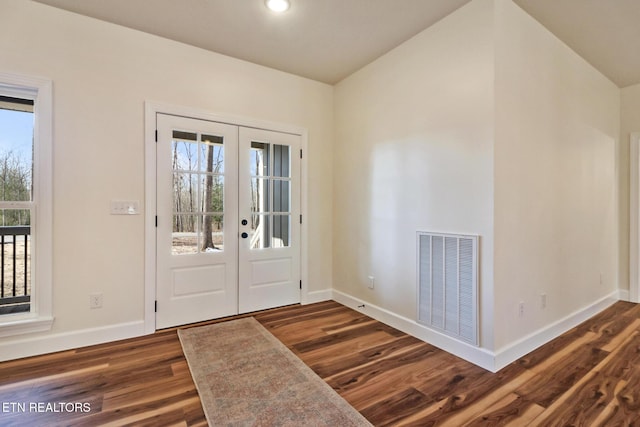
110, 200, 140, 215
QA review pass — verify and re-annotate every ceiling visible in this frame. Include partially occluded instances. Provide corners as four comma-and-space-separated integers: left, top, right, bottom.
515, 0, 640, 88
32, 0, 640, 87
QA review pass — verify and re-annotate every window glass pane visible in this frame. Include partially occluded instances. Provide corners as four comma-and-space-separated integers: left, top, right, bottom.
250, 142, 270, 176
172, 214, 198, 255
200, 135, 224, 173
0, 208, 30, 227
250, 214, 270, 249
173, 173, 198, 214
272, 215, 290, 248
0, 209, 31, 311
0, 106, 33, 202
273, 144, 290, 178
251, 178, 269, 214
272, 180, 290, 213
201, 214, 223, 252
201, 175, 224, 213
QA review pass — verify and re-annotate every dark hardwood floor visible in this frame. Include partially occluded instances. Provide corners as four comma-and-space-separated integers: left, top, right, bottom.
1, 300, 639, 426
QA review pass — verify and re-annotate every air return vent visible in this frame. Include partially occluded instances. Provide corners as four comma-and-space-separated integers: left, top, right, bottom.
418, 232, 478, 346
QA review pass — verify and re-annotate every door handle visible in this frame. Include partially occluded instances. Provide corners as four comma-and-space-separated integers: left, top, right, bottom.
241, 232, 248, 239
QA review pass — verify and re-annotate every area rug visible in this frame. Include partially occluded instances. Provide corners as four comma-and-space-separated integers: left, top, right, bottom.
178, 317, 372, 426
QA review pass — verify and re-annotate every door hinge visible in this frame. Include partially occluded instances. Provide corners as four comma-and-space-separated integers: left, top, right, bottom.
155, 216, 158, 227
154, 300, 158, 312
300, 149, 303, 159
155, 130, 158, 142
299, 214, 302, 224
299, 280, 302, 290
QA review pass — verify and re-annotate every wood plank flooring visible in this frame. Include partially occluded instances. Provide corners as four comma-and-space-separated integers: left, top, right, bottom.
1, 300, 640, 426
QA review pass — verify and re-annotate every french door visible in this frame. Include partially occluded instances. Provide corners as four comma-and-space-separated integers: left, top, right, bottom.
156, 114, 301, 329
238, 127, 301, 313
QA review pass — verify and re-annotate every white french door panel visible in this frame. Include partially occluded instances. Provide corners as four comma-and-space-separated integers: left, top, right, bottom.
156, 114, 238, 329
238, 127, 301, 313
155, 111, 302, 328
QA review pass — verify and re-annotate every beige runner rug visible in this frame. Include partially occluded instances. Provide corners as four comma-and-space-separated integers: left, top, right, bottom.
178, 317, 372, 426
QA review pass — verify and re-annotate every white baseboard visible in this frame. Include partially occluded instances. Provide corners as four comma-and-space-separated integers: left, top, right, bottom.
1, 288, 624, 368
618, 288, 630, 302
332, 289, 621, 373
331, 290, 496, 371
0, 289, 333, 363
0, 321, 146, 362
493, 290, 619, 370
302, 289, 333, 305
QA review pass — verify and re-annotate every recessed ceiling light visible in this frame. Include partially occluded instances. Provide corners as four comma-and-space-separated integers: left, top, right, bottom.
265, 0, 290, 13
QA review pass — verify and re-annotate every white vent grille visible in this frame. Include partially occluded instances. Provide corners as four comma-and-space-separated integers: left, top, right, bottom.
418, 232, 478, 346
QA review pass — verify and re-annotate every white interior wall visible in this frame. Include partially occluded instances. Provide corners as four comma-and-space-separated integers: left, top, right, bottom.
333, 0, 496, 351
0, 0, 333, 357
493, 0, 620, 351
620, 83, 640, 299
333, 0, 621, 368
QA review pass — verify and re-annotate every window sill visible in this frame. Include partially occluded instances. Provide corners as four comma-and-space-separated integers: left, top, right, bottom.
0, 315, 54, 338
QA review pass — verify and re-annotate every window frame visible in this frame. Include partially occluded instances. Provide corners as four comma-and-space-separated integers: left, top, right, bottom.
0, 72, 53, 337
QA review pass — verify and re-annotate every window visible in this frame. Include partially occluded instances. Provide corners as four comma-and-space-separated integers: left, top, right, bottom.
0, 96, 33, 315
0, 73, 52, 337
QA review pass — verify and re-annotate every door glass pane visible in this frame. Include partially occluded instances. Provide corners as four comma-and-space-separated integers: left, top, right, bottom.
248, 141, 293, 251
273, 144, 290, 178
272, 215, 290, 247
199, 136, 224, 173
201, 175, 224, 213
272, 180, 290, 213
172, 135, 198, 172
250, 178, 269, 213
201, 214, 223, 251
172, 130, 197, 142
173, 173, 198, 214
250, 142, 270, 176
250, 214, 270, 249
172, 130, 226, 254
172, 214, 198, 255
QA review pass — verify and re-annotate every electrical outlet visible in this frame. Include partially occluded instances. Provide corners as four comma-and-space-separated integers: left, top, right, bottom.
90, 293, 103, 309
518, 301, 525, 318
368, 276, 375, 289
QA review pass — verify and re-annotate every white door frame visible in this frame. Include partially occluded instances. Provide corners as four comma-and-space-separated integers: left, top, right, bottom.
143, 101, 309, 333
630, 132, 640, 303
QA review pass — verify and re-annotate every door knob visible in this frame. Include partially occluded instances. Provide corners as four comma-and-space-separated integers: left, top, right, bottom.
241, 219, 248, 226
241, 232, 248, 238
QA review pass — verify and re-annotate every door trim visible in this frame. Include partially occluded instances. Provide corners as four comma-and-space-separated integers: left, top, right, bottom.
630, 132, 640, 303
144, 101, 309, 333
